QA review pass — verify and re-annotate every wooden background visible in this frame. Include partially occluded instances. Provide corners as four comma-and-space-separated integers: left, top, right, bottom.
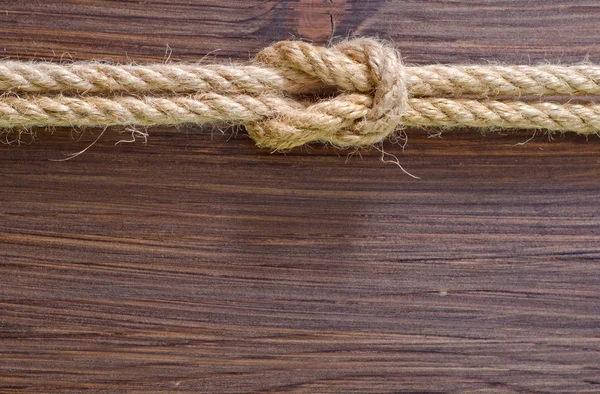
1, 1, 600, 392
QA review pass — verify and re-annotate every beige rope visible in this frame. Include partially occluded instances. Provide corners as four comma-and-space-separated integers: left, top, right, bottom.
407, 64, 600, 97
2, 94, 599, 148
404, 98, 600, 134
4, 61, 600, 98
0, 62, 303, 95
1, 38, 599, 149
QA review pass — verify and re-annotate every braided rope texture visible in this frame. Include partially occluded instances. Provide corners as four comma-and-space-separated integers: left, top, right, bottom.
1, 38, 599, 149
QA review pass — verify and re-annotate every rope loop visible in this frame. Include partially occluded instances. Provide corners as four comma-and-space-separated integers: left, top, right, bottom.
246, 38, 407, 149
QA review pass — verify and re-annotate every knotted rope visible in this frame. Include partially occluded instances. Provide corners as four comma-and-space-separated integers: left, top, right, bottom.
2, 38, 599, 149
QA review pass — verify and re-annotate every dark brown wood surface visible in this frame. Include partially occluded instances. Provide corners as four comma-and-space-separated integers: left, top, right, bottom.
1, 1, 600, 392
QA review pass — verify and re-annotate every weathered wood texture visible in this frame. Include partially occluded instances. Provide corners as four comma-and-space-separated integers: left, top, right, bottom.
1, 1, 600, 393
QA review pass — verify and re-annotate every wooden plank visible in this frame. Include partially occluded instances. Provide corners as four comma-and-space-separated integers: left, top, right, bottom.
1, 1, 599, 392
2, 0, 600, 63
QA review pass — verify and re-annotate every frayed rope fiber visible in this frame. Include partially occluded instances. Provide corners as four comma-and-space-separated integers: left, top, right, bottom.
2, 38, 600, 149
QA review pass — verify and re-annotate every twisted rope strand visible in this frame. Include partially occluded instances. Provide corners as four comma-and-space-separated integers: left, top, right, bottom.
406, 64, 600, 97
3, 60, 600, 98
0, 62, 310, 95
3, 94, 599, 138
404, 98, 600, 134
0, 93, 286, 128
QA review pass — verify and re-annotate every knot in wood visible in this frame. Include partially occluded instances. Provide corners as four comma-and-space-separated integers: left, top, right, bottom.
246, 38, 407, 149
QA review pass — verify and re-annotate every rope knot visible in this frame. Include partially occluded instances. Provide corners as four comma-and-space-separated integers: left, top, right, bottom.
247, 38, 407, 149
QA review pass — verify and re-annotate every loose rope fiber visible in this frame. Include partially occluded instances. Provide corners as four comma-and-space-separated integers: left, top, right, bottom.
2, 38, 600, 149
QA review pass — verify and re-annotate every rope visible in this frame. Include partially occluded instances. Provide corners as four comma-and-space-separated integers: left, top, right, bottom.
4, 61, 600, 98
1, 38, 599, 149
3, 95, 599, 145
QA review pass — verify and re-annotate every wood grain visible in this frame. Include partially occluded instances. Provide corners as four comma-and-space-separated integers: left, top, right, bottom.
1, 1, 599, 393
